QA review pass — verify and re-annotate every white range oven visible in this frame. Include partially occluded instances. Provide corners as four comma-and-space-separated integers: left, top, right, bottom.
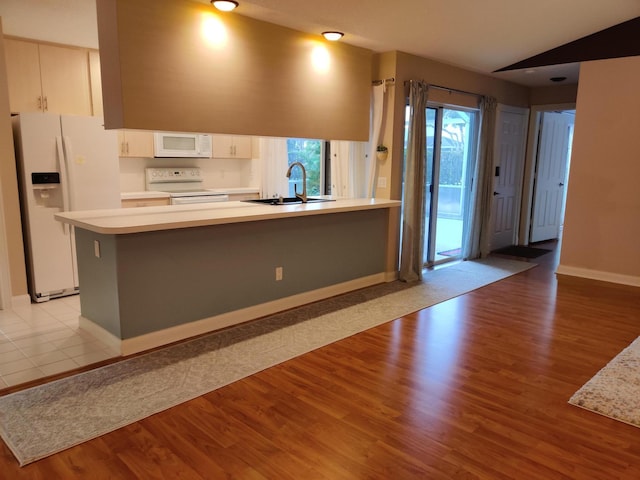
145, 167, 229, 205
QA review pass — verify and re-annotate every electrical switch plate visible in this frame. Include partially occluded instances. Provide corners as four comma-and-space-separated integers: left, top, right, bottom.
275, 266, 283, 281
378, 177, 387, 188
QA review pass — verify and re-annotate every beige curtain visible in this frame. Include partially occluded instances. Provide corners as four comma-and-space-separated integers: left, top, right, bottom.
259, 137, 290, 199
330, 141, 367, 198
463, 96, 497, 259
367, 84, 386, 198
399, 81, 429, 282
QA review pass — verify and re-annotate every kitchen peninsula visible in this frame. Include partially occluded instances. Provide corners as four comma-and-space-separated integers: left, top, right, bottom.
56, 199, 401, 355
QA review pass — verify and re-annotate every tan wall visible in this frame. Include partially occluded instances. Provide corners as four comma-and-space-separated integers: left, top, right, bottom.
373, 51, 531, 202
371, 52, 399, 201
97, 0, 372, 141
559, 56, 640, 281
530, 84, 578, 105
0, 20, 28, 299
395, 51, 530, 108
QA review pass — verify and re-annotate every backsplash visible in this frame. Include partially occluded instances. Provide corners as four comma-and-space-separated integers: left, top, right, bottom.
119, 144, 260, 193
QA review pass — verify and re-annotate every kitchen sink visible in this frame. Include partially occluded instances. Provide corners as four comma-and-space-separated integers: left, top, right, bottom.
243, 197, 335, 205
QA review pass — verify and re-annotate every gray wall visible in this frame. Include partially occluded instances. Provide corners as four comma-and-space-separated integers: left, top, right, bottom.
77, 209, 389, 339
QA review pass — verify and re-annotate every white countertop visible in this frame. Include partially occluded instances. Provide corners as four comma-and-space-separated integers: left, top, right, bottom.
56, 198, 401, 235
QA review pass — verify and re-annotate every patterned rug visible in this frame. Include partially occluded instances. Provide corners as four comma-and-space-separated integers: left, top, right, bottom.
569, 336, 640, 428
0, 257, 534, 466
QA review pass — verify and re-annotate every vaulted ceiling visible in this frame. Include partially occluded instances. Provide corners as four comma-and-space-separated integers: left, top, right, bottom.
1, 1, 639, 88
202, 0, 640, 87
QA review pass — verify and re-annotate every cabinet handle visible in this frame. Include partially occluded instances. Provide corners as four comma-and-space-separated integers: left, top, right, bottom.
126, 142, 130, 154
37, 96, 43, 111
43, 96, 48, 112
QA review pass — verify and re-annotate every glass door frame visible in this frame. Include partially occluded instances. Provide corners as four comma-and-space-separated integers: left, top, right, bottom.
424, 102, 480, 267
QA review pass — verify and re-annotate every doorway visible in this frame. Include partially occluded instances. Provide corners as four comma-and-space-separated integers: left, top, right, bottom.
518, 103, 576, 245
422, 105, 478, 266
530, 111, 574, 242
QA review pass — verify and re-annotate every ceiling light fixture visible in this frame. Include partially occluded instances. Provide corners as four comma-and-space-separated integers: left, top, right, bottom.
211, 0, 239, 12
322, 31, 344, 41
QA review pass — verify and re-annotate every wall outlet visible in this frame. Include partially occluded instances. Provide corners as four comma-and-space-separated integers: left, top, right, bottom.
377, 177, 387, 188
275, 266, 283, 281
94, 240, 101, 258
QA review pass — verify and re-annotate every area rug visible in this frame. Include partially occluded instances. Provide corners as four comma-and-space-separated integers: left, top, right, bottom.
569, 336, 640, 428
492, 245, 551, 258
0, 257, 534, 466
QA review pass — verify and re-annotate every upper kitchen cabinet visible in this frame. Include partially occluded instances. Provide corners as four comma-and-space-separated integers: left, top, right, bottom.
4, 38, 92, 116
117, 130, 154, 157
212, 135, 252, 159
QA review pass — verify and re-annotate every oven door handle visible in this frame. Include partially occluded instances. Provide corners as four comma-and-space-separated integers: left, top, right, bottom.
170, 195, 229, 205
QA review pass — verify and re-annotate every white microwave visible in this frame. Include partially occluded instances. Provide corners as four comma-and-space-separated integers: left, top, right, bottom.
153, 132, 212, 158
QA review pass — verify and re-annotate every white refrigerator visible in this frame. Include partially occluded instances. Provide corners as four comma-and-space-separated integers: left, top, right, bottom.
13, 113, 121, 302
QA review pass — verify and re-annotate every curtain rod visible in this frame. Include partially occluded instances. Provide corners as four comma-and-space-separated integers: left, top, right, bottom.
372, 77, 395, 86
404, 80, 484, 99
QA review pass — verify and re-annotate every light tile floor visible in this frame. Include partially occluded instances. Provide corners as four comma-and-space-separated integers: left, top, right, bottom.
0, 295, 119, 389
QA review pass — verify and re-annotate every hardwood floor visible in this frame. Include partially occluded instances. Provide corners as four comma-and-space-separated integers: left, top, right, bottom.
2, 242, 640, 479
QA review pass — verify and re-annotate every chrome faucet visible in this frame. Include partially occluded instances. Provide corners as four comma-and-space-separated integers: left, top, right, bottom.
285, 162, 307, 203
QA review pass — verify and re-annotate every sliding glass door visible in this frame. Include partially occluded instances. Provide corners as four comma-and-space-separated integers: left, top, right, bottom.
422, 106, 478, 266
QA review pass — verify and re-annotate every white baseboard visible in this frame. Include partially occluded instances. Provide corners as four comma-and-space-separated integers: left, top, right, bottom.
79, 316, 122, 354
384, 271, 398, 282
117, 272, 388, 356
556, 264, 640, 287
11, 294, 31, 309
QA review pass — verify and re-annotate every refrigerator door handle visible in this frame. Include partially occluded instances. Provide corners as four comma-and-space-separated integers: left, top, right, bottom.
56, 136, 70, 235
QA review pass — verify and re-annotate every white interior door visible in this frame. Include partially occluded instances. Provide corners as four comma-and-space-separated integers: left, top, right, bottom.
490, 106, 528, 251
530, 112, 572, 243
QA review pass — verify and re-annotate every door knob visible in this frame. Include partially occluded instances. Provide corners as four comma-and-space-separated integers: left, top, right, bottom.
493, 191, 499, 196
559, 182, 565, 187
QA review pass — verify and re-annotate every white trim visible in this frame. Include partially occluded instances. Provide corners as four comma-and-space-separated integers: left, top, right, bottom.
81, 272, 390, 356
384, 271, 398, 282
0, 179, 12, 311
79, 316, 122, 353
10, 294, 31, 309
556, 264, 640, 287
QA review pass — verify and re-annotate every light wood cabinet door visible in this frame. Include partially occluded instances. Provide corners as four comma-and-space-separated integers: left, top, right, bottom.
118, 130, 155, 157
227, 193, 259, 201
212, 135, 252, 159
38, 44, 92, 116
4, 39, 93, 115
121, 197, 170, 208
4, 39, 43, 113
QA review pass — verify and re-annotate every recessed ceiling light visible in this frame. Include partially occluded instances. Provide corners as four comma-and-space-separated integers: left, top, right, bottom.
550, 76, 567, 82
322, 31, 344, 41
211, 0, 238, 11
